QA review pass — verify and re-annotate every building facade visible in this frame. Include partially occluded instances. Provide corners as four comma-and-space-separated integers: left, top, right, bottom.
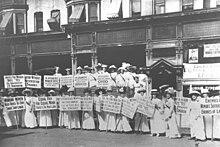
1, 0, 220, 97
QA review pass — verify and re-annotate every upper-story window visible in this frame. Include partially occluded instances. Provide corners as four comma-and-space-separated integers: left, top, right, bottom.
154, 0, 165, 14
182, 0, 194, 11
34, 12, 43, 32
131, 0, 141, 17
68, 2, 99, 23
16, 13, 25, 34
203, 0, 210, 9
0, 12, 13, 36
217, 0, 220, 7
47, 9, 61, 31
107, 0, 122, 19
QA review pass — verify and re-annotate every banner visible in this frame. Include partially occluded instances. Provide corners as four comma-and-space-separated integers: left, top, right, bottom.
200, 96, 220, 115
136, 97, 155, 117
204, 43, 220, 58
97, 74, 111, 88
94, 97, 101, 112
24, 75, 41, 89
81, 96, 93, 111
3, 96, 25, 111
60, 75, 73, 88
121, 99, 137, 119
4, 75, 25, 88
34, 96, 57, 111
102, 96, 122, 114
44, 75, 59, 88
183, 63, 220, 79
59, 96, 81, 111
74, 75, 88, 88
175, 97, 191, 115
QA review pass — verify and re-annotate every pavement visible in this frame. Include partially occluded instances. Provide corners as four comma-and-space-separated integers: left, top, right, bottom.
0, 127, 220, 147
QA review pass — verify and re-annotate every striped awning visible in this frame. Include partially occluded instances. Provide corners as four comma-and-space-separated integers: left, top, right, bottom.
107, 0, 122, 18
0, 12, 12, 31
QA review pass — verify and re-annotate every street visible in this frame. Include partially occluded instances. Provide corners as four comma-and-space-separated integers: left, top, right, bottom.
0, 127, 220, 147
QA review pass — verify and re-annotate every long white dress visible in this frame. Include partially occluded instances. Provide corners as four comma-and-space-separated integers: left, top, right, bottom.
212, 96, 220, 139
95, 95, 107, 131
67, 111, 81, 129
116, 96, 132, 132
82, 111, 95, 129
164, 98, 181, 138
39, 110, 52, 127
24, 97, 37, 128
150, 98, 166, 134
189, 100, 206, 140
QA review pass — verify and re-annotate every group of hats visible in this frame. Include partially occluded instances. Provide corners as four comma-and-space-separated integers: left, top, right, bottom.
189, 88, 209, 96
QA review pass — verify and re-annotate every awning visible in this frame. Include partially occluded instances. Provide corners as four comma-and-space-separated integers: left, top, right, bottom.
69, 5, 85, 23
107, 0, 122, 18
0, 12, 12, 31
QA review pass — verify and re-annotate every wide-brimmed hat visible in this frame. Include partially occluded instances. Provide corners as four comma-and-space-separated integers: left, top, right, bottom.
102, 64, 107, 68
137, 88, 146, 93
48, 89, 55, 95
117, 67, 126, 71
84, 88, 91, 94
76, 66, 83, 70
95, 88, 106, 95
84, 65, 91, 70
67, 87, 75, 93
95, 63, 102, 68
151, 89, 159, 95
22, 88, 33, 96
189, 91, 201, 96
159, 84, 170, 91
201, 89, 209, 94
109, 65, 117, 69
165, 87, 175, 96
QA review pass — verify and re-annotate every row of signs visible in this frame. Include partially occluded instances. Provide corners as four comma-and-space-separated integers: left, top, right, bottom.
4, 74, 111, 89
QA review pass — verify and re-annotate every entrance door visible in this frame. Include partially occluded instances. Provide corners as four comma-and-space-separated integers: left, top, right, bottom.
97, 45, 146, 67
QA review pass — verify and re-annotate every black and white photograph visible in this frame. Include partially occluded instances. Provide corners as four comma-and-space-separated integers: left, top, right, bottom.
1, 0, 220, 147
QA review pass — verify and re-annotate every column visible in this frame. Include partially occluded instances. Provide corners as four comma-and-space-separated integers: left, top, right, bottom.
91, 32, 97, 68
146, 39, 153, 97
11, 45, 15, 75
71, 33, 77, 75
27, 42, 32, 74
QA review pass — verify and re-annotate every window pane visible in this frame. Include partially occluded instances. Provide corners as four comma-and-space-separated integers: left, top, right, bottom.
183, 0, 193, 5
152, 48, 176, 58
16, 13, 25, 34
89, 3, 98, 22
132, 0, 141, 13
35, 12, 43, 32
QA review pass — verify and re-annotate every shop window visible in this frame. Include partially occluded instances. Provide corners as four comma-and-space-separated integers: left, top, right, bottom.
152, 48, 176, 58
107, 0, 122, 19
182, 0, 194, 11
16, 13, 25, 34
89, 3, 98, 22
131, 0, 141, 17
154, 0, 165, 14
47, 9, 61, 31
34, 12, 43, 32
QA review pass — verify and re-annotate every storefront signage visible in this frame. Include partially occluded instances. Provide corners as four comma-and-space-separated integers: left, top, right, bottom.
183, 63, 220, 79
204, 43, 220, 58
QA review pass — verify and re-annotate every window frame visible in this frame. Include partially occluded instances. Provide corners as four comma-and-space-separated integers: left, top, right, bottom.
131, 0, 141, 17
34, 12, 43, 32
154, 0, 165, 15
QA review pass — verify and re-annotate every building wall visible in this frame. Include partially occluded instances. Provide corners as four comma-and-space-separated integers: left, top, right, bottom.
27, 0, 67, 33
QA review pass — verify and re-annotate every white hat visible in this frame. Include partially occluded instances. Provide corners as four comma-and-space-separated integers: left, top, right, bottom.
76, 66, 83, 70
109, 65, 117, 69
201, 89, 209, 94
67, 87, 75, 92
159, 84, 170, 90
137, 88, 146, 93
96, 63, 102, 68
189, 91, 201, 96
22, 88, 33, 96
165, 87, 176, 95
48, 89, 55, 94
84, 65, 90, 70
102, 64, 107, 68
118, 67, 126, 71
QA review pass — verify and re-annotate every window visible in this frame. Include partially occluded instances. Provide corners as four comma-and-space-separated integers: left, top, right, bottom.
69, 4, 85, 23
152, 48, 176, 58
16, 13, 25, 34
47, 9, 60, 31
0, 12, 13, 35
131, 0, 141, 17
217, 0, 220, 7
182, 0, 194, 11
34, 12, 43, 32
154, 0, 165, 14
107, 0, 122, 19
204, 0, 210, 8
88, 3, 98, 22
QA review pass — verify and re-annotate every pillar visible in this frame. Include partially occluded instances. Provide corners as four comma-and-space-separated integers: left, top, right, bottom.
71, 33, 77, 75
11, 45, 15, 75
91, 32, 98, 69
27, 42, 32, 74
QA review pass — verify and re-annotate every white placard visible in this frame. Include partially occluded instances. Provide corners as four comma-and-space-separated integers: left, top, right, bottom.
200, 96, 220, 116
60, 75, 73, 88
102, 96, 122, 114
24, 75, 41, 89
4, 75, 25, 89
121, 99, 137, 119
34, 96, 57, 111
204, 43, 220, 58
183, 63, 220, 79
44, 75, 59, 88
97, 74, 111, 88
175, 97, 191, 115
81, 96, 93, 111
3, 96, 25, 111
59, 96, 81, 111
74, 75, 88, 88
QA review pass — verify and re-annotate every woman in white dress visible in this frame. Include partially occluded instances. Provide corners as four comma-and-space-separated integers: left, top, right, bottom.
0, 89, 6, 127
134, 89, 150, 133
82, 88, 95, 130
39, 89, 52, 128
67, 87, 80, 129
188, 91, 206, 141
164, 87, 181, 138
150, 89, 165, 136
23, 88, 37, 128
48, 90, 58, 127
116, 87, 132, 133
59, 86, 69, 128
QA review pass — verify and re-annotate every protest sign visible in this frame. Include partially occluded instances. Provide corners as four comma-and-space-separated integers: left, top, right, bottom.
59, 96, 81, 111
60, 75, 73, 88
24, 75, 41, 89
136, 97, 155, 117
81, 96, 93, 111
102, 96, 122, 114
200, 96, 220, 115
121, 99, 137, 119
44, 75, 59, 88
4, 75, 25, 88
74, 75, 88, 88
94, 97, 101, 112
97, 74, 111, 88
4, 96, 25, 111
175, 97, 191, 115
34, 96, 57, 111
